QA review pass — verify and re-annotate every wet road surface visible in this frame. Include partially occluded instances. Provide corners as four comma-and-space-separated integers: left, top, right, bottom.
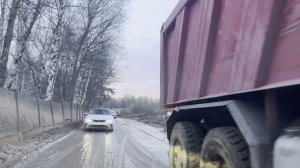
15, 119, 169, 168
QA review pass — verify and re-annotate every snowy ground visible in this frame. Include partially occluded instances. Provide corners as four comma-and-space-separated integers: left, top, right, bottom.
7, 118, 169, 168
0, 127, 72, 168
119, 113, 168, 130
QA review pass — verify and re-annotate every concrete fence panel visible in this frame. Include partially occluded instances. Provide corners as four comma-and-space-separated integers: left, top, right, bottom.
63, 101, 71, 124
78, 105, 82, 121
0, 88, 83, 142
81, 105, 85, 120
73, 104, 79, 122
0, 89, 18, 139
71, 103, 77, 123
51, 101, 63, 126
18, 94, 39, 133
39, 100, 53, 129
76, 104, 79, 123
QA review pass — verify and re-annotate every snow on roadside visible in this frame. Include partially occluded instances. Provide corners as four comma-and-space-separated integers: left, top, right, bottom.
124, 118, 167, 142
0, 127, 72, 168
120, 113, 168, 130
119, 118, 169, 164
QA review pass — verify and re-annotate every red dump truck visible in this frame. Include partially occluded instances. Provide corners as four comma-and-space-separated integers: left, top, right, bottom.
161, 0, 300, 168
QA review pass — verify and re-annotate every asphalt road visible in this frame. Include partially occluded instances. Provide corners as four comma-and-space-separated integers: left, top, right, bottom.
15, 119, 169, 168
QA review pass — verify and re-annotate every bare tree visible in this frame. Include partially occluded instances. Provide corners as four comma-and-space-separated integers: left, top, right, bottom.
69, 0, 126, 102
0, 0, 22, 87
0, 0, 128, 106
44, 0, 66, 100
6, 0, 44, 90
0, 0, 8, 53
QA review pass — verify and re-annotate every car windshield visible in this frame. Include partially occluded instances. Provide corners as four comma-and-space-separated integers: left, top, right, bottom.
88, 109, 111, 115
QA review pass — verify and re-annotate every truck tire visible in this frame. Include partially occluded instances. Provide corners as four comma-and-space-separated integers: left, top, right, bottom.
201, 127, 250, 168
169, 122, 205, 168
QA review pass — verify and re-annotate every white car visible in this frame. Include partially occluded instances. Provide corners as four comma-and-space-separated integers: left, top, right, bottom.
83, 108, 114, 131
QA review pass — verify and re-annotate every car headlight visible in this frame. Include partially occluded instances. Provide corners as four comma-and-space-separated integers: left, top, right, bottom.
106, 119, 113, 123
85, 118, 93, 123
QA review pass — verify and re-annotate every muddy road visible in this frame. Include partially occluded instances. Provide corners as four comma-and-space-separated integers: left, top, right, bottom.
15, 119, 169, 168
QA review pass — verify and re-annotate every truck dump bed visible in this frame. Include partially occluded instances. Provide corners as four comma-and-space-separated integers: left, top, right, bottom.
161, 0, 300, 107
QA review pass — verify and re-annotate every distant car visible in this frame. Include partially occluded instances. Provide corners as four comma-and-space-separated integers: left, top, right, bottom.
83, 108, 114, 131
111, 110, 117, 119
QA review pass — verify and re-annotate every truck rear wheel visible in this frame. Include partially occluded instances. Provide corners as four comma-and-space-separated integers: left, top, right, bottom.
201, 127, 250, 168
169, 122, 205, 168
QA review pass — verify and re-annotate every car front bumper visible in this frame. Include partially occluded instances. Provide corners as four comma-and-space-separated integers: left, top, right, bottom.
84, 121, 113, 130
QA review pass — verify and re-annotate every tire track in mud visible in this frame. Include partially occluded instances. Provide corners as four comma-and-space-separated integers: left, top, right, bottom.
14, 119, 168, 168
129, 123, 167, 143
15, 131, 83, 168
110, 121, 128, 168
125, 135, 168, 168
81, 132, 106, 168
116, 120, 168, 168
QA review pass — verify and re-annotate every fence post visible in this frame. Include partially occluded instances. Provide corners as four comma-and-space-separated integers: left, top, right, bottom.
70, 103, 73, 125
82, 105, 85, 121
81, 105, 83, 121
78, 104, 80, 122
36, 96, 41, 131
15, 90, 22, 139
50, 101, 54, 127
61, 100, 65, 127
76, 104, 79, 123
81, 105, 82, 121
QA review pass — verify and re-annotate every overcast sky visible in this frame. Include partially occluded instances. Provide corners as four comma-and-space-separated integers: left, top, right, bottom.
112, 0, 178, 99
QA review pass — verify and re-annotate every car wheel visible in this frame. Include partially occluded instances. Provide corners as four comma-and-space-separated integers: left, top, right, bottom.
169, 122, 205, 168
201, 127, 250, 168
